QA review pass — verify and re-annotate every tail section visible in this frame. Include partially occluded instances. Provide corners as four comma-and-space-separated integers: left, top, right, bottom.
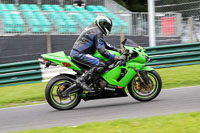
41, 51, 81, 71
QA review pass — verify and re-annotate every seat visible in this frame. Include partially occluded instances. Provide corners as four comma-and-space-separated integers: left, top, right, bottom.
86, 5, 97, 11
6, 4, 17, 10
71, 59, 90, 72
65, 5, 77, 11
30, 4, 41, 11
31, 20, 41, 32
15, 19, 24, 32
4, 19, 14, 32
63, 51, 90, 72
16, 26, 24, 32
66, 20, 77, 33
41, 20, 51, 32
59, 27, 67, 33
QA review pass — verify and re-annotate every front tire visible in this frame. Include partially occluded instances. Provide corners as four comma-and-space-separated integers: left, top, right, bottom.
45, 75, 81, 110
128, 70, 162, 101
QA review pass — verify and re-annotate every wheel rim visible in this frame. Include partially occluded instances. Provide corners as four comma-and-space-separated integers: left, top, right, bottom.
50, 80, 79, 107
131, 72, 159, 99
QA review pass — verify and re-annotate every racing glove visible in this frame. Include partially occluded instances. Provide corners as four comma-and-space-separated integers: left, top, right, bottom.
114, 55, 126, 61
117, 48, 125, 53
118, 49, 134, 54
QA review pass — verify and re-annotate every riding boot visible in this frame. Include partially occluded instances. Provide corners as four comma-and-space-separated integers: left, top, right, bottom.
76, 67, 97, 91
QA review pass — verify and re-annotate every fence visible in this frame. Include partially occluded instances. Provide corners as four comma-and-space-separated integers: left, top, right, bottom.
0, 0, 75, 6
0, 60, 42, 85
1, 1, 200, 44
0, 42, 200, 86
155, 0, 200, 43
131, 12, 182, 37
0, 10, 131, 35
155, 0, 200, 18
0, 35, 154, 64
0, 10, 181, 37
0, 0, 104, 6
146, 42, 200, 68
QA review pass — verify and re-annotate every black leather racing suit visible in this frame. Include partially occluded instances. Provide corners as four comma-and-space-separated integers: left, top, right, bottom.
70, 23, 119, 67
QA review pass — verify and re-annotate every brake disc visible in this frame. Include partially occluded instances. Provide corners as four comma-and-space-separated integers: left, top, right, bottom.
135, 80, 153, 93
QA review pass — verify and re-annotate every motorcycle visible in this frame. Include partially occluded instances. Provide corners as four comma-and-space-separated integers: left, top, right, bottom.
40, 38, 162, 110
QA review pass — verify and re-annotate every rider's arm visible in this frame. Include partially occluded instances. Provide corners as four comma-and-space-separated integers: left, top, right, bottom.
105, 42, 120, 52
95, 33, 116, 60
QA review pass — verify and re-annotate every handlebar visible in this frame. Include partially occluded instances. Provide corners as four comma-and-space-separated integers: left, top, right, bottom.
114, 51, 128, 67
115, 49, 135, 66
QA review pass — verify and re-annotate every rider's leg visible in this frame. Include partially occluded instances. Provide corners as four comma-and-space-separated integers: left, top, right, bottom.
72, 53, 107, 91
76, 61, 107, 91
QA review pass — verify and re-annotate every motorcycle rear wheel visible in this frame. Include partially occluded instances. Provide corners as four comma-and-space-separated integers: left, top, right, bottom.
45, 75, 81, 110
128, 70, 162, 101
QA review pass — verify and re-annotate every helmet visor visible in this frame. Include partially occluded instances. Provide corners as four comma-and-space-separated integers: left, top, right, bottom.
105, 23, 112, 33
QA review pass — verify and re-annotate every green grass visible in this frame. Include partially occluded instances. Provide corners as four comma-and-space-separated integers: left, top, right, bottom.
11, 112, 200, 133
0, 82, 47, 108
157, 64, 200, 89
0, 64, 200, 108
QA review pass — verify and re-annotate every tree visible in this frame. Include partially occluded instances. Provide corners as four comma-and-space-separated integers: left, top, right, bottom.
114, 0, 147, 12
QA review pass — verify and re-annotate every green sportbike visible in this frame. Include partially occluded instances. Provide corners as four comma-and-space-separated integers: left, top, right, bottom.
40, 38, 162, 110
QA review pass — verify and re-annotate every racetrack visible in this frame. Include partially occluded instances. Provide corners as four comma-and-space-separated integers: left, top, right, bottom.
0, 86, 200, 133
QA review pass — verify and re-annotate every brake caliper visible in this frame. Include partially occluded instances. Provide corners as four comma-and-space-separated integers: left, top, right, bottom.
135, 81, 140, 90
136, 71, 153, 92
59, 85, 65, 92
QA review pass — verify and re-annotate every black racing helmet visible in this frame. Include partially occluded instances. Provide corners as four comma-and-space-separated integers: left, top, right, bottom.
95, 15, 112, 36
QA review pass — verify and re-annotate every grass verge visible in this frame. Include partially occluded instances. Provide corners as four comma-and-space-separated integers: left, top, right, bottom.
0, 82, 46, 108
11, 112, 200, 133
156, 64, 200, 89
0, 64, 200, 108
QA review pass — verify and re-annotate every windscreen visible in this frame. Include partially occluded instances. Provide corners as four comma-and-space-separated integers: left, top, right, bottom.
123, 38, 139, 48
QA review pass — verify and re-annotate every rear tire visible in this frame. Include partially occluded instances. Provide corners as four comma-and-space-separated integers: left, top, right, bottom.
45, 75, 81, 110
128, 70, 162, 101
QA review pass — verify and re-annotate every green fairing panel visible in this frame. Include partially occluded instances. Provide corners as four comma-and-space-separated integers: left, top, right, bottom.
102, 66, 121, 82
102, 66, 137, 87
126, 62, 145, 70
127, 62, 154, 71
41, 51, 81, 71
125, 46, 148, 66
94, 50, 120, 61
125, 46, 135, 51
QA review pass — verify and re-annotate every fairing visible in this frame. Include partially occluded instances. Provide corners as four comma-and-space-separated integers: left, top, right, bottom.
41, 51, 81, 71
41, 38, 154, 88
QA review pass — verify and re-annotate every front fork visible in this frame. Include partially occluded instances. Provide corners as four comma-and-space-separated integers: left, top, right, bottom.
136, 71, 145, 83
136, 70, 151, 89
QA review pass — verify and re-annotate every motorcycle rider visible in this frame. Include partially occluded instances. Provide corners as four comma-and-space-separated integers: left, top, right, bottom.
70, 15, 126, 91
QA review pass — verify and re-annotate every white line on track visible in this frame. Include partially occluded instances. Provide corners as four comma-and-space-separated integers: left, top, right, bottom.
0, 85, 200, 110
0, 103, 47, 110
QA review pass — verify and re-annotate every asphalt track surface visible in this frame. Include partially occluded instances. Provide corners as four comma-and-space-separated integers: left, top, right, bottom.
0, 86, 200, 133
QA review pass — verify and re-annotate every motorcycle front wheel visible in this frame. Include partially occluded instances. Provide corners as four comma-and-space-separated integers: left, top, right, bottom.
45, 75, 81, 110
128, 70, 162, 101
